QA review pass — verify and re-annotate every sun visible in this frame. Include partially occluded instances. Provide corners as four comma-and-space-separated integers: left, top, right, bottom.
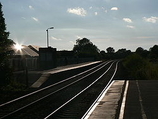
14, 43, 23, 51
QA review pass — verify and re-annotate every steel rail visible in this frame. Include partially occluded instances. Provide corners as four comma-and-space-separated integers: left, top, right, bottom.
44, 61, 117, 119
0, 61, 112, 119
81, 61, 119, 119
0, 61, 106, 108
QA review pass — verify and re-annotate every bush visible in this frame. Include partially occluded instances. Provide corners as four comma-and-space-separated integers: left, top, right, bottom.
123, 53, 158, 80
123, 53, 147, 78
144, 63, 158, 80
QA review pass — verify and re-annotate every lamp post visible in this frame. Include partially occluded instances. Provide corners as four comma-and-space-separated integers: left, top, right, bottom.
46, 27, 54, 47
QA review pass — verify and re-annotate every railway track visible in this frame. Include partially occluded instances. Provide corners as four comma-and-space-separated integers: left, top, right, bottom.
0, 60, 119, 119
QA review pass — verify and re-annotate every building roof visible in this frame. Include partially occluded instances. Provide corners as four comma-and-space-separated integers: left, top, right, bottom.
28, 45, 40, 54
13, 45, 39, 57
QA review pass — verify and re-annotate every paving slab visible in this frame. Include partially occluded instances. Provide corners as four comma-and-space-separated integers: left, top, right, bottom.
88, 80, 125, 119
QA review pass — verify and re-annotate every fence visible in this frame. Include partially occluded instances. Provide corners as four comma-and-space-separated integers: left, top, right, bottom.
10, 57, 95, 71
9, 57, 39, 71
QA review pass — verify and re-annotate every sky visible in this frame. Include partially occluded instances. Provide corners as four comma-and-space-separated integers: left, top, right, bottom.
1, 0, 158, 51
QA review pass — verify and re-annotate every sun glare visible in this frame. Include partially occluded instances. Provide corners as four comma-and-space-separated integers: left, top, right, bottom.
14, 43, 23, 51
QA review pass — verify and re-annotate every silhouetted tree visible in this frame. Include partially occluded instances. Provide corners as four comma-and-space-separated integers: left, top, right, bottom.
149, 45, 158, 60
136, 47, 144, 53
136, 47, 149, 58
105, 47, 115, 59
0, 3, 14, 87
116, 49, 127, 56
100, 50, 106, 59
73, 38, 100, 60
116, 48, 131, 59
106, 47, 115, 54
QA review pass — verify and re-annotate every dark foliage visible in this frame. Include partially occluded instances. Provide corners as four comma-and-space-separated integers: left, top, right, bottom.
106, 47, 115, 54
73, 38, 100, 60
149, 45, 158, 60
0, 3, 14, 87
135, 47, 149, 58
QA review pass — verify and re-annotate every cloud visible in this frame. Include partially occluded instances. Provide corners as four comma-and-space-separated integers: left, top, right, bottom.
67, 7, 87, 16
123, 18, 133, 23
51, 36, 62, 41
94, 12, 98, 15
126, 25, 135, 29
143, 16, 158, 23
32, 17, 39, 22
89, 6, 92, 9
29, 5, 34, 10
111, 7, 118, 11
136, 36, 154, 39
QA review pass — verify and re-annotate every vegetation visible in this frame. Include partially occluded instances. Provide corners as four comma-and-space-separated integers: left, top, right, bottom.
123, 46, 158, 80
73, 38, 100, 60
72, 37, 158, 80
0, 3, 14, 88
72, 39, 132, 60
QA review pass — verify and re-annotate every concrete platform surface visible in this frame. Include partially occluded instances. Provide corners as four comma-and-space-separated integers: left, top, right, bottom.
124, 80, 158, 119
88, 80, 125, 119
31, 61, 101, 88
88, 80, 158, 119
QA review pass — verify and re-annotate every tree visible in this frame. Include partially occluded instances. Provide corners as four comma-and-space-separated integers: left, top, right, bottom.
136, 47, 144, 53
106, 47, 115, 54
136, 47, 149, 58
100, 50, 106, 59
149, 45, 158, 59
116, 48, 131, 59
116, 48, 127, 54
73, 38, 100, 59
0, 3, 14, 87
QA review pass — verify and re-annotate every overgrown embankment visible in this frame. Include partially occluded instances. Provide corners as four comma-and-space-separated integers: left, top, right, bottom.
123, 53, 158, 80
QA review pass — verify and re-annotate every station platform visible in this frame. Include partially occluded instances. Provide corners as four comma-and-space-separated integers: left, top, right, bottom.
87, 80, 158, 119
31, 61, 101, 88
123, 80, 158, 119
85, 80, 125, 119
